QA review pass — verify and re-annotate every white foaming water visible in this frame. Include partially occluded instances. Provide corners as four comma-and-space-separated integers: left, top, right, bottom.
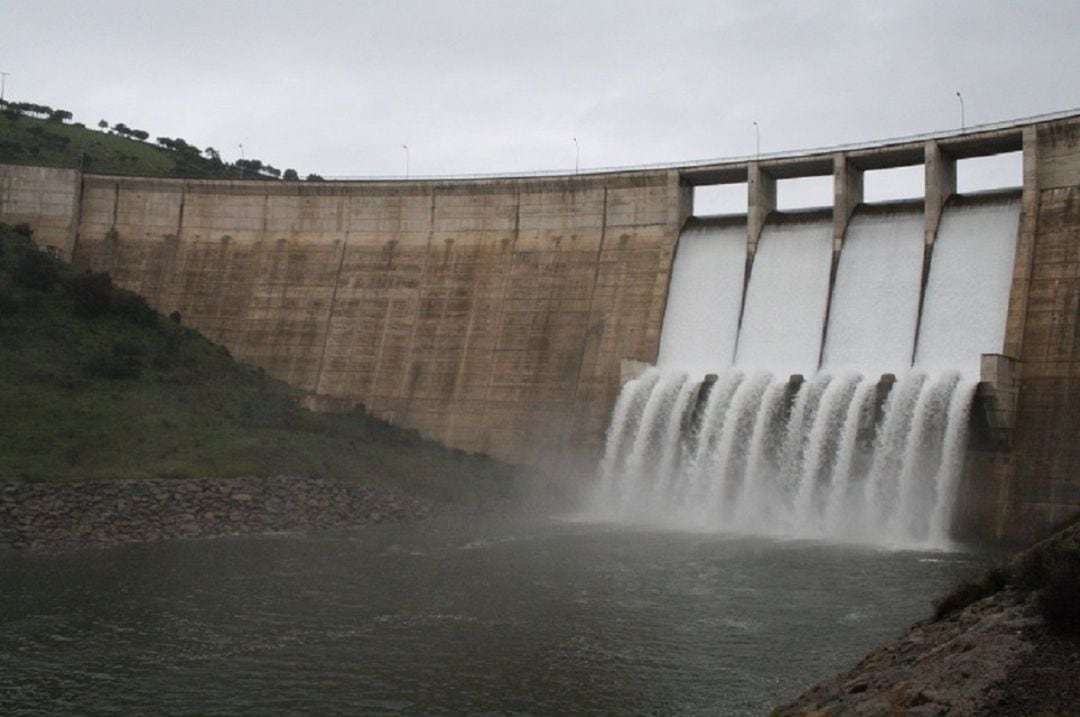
618, 372, 690, 512
656, 224, 747, 375
915, 197, 1020, 378
594, 372, 975, 548
597, 369, 660, 499
734, 217, 833, 375
594, 198, 1018, 548
822, 209, 925, 375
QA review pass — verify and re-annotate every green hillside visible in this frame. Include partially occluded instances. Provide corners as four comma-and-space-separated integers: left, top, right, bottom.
0, 102, 311, 180
0, 222, 522, 503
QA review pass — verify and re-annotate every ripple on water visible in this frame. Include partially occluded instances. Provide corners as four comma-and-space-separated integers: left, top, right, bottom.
0, 517, 989, 715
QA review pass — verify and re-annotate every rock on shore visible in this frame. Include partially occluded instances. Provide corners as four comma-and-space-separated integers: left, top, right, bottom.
0, 475, 443, 550
773, 519, 1080, 717
773, 588, 1039, 716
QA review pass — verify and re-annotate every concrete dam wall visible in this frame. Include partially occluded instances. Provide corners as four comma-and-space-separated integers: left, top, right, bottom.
2, 111, 1080, 542
1, 164, 684, 467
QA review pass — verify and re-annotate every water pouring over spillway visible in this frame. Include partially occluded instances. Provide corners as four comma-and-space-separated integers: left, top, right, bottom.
594, 197, 1019, 548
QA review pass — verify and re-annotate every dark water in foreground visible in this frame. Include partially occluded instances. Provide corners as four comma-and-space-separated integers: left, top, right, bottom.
1, 514, 987, 716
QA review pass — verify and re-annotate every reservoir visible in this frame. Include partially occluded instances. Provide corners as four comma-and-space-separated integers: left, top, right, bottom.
1, 514, 985, 715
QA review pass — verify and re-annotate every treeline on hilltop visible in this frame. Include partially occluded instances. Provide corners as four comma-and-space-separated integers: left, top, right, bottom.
0, 98, 325, 181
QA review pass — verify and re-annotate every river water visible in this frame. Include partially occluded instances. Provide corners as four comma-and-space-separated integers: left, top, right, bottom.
1, 513, 987, 715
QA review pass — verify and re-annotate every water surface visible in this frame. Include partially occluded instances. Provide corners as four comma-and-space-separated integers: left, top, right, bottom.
1, 514, 986, 715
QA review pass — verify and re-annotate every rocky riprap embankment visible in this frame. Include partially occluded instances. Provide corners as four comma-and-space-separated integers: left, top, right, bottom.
773, 588, 1037, 716
0, 476, 444, 550
773, 522, 1080, 717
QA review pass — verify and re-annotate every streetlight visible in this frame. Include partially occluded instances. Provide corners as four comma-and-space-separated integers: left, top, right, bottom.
956, 91, 965, 132
238, 143, 245, 179
753, 121, 760, 159
573, 137, 579, 173
402, 144, 409, 179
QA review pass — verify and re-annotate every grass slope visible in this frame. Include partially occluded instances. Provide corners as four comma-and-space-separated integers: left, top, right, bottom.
0, 111, 258, 179
0, 222, 523, 504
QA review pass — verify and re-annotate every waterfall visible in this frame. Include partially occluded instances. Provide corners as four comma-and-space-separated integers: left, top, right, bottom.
593, 370, 977, 547
596, 369, 660, 502
915, 197, 1020, 377
734, 217, 833, 374
593, 198, 1019, 548
656, 224, 746, 375
821, 208, 924, 375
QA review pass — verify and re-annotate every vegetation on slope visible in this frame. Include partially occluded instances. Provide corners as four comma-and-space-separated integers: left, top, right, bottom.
773, 515, 1080, 717
934, 513, 1080, 634
0, 222, 523, 504
0, 100, 319, 180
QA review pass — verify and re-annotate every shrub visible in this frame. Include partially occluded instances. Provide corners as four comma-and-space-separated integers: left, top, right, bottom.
66, 271, 113, 316
112, 338, 146, 362
273, 407, 303, 430
933, 566, 1010, 620
113, 291, 158, 327
82, 352, 126, 379
150, 350, 174, 371
1014, 548, 1047, 591
1036, 544, 1080, 633
13, 223, 33, 238
0, 140, 25, 159
14, 248, 61, 291
0, 286, 21, 316
82, 341, 144, 379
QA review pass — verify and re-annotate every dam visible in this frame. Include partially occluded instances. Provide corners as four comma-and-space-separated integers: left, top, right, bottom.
594, 192, 1018, 547
2, 111, 1080, 543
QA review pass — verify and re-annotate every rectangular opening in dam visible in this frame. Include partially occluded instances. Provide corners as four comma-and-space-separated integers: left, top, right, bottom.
863, 164, 925, 203
956, 151, 1022, 193
777, 175, 833, 210
693, 183, 748, 216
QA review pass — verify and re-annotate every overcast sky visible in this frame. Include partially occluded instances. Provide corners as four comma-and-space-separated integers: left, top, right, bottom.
5, 0, 1079, 199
